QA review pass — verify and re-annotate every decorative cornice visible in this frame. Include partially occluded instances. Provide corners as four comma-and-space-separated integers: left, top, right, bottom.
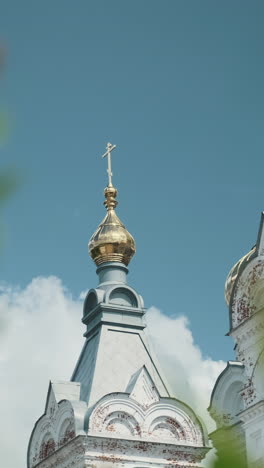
35, 433, 210, 468
239, 399, 264, 424
82, 302, 146, 338
231, 309, 264, 344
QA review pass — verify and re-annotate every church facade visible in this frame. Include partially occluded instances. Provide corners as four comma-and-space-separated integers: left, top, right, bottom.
209, 214, 264, 467
27, 144, 210, 468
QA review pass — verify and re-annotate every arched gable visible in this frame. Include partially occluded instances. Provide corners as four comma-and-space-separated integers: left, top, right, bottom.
209, 361, 245, 428
87, 368, 207, 448
27, 382, 87, 467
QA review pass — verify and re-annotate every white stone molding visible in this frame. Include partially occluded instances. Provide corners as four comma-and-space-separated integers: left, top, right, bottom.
239, 400, 264, 425
232, 309, 264, 352
229, 315, 264, 407
239, 401, 264, 466
35, 433, 209, 468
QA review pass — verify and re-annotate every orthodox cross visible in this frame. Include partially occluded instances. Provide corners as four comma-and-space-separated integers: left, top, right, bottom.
102, 142, 117, 187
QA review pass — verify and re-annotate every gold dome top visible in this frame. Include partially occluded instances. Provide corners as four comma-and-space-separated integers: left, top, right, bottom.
224, 246, 256, 306
89, 142, 136, 267
89, 185, 136, 266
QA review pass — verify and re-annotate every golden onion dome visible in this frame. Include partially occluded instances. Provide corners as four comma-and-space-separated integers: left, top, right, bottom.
89, 185, 136, 266
224, 246, 256, 306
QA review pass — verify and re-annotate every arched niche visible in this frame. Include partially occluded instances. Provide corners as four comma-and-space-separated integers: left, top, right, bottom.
108, 287, 138, 307
222, 380, 244, 423
83, 289, 104, 317
149, 416, 186, 441
83, 291, 97, 315
88, 393, 144, 436
104, 411, 141, 437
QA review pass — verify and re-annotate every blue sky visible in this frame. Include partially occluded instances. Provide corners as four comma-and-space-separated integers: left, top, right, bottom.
1, 0, 264, 362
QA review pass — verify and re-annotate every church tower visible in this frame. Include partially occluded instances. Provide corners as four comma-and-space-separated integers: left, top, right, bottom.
28, 144, 209, 468
209, 214, 264, 467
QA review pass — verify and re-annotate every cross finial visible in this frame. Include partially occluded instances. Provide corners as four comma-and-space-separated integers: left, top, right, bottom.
102, 142, 117, 187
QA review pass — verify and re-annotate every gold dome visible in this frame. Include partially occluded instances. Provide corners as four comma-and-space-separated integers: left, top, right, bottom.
89, 185, 136, 266
224, 246, 256, 306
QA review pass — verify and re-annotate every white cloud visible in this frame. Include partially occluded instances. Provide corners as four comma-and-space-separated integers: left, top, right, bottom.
146, 307, 225, 429
0, 277, 225, 467
0, 277, 83, 468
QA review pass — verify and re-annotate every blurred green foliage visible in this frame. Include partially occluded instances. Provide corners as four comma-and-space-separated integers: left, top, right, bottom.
209, 427, 248, 468
0, 168, 18, 249
213, 446, 247, 467
0, 169, 18, 203
0, 45, 14, 202
0, 111, 8, 142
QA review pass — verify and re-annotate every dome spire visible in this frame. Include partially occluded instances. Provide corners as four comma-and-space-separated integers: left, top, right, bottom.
102, 142, 116, 188
102, 142, 118, 211
88, 143, 136, 267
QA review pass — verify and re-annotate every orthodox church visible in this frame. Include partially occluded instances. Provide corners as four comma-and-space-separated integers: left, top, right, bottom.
27, 144, 210, 468
209, 214, 264, 467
